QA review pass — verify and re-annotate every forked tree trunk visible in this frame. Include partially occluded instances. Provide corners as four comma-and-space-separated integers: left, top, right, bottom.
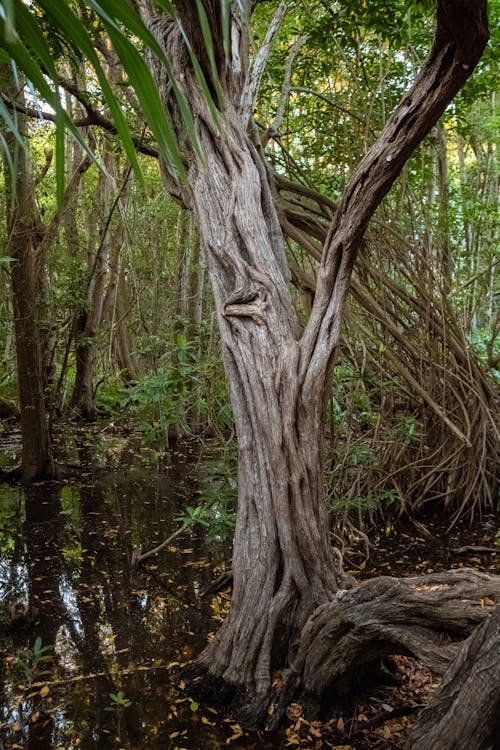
178, 115, 345, 722
139, 0, 490, 730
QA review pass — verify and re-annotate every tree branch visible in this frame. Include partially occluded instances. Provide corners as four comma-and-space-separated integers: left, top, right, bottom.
243, 0, 289, 126
300, 0, 489, 394
0, 89, 159, 159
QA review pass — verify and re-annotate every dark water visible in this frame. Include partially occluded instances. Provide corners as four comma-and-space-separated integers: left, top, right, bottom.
1, 429, 497, 750
0, 432, 273, 750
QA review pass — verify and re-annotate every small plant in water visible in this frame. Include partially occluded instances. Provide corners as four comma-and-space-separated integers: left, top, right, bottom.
105, 691, 132, 712
16, 637, 53, 684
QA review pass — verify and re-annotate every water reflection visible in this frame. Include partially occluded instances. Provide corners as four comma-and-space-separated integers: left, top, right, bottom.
0, 441, 248, 750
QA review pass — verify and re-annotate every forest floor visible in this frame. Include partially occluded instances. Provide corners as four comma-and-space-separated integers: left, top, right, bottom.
0, 420, 498, 750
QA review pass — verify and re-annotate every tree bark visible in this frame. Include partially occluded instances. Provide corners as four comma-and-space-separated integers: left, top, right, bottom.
137, 0, 490, 727
0, 65, 55, 481
176, 110, 343, 724
406, 605, 500, 750
71, 144, 127, 418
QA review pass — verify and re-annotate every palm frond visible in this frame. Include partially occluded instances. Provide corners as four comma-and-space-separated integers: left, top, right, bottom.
0, 0, 210, 190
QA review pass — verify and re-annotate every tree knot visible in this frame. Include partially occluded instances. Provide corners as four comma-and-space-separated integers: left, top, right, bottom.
223, 284, 268, 325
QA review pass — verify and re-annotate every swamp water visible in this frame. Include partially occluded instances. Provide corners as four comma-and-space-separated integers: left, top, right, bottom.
2, 428, 497, 750
0, 430, 278, 750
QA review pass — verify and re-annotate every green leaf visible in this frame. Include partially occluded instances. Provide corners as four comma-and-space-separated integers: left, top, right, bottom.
195, 0, 224, 106
220, 0, 231, 57
89, 0, 202, 170
1, 5, 99, 174
177, 18, 221, 130
14, 0, 59, 80
0, 0, 16, 44
0, 92, 24, 147
36, 0, 141, 178
104, 23, 186, 181
55, 107, 65, 205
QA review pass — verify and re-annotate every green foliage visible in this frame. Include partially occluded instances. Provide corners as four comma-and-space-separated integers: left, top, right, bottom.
176, 442, 237, 543
0, 487, 22, 552
105, 690, 132, 711
469, 327, 500, 374
95, 375, 127, 414
0, 0, 194, 190
121, 334, 200, 449
16, 637, 53, 684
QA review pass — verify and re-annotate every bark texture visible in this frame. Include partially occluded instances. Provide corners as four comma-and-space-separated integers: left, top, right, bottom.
1, 65, 55, 481
137, 0, 490, 727
406, 606, 500, 750
283, 570, 500, 703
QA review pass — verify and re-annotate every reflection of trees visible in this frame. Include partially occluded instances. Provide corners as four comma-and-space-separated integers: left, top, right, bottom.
72, 442, 218, 742
24, 485, 65, 750
73, 476, 124, 749
3, 441, 228, 748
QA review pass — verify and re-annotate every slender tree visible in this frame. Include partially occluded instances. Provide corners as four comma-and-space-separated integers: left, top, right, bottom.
0, 63, 91, 478
1, 65, 55, 480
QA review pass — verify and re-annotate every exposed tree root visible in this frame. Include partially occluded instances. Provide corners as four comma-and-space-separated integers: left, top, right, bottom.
406, 605, 500, 750
185, 568, 500, 733
289, 569, 499, 699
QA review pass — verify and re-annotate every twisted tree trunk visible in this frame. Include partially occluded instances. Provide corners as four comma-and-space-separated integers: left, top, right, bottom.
137, 0, 490, 730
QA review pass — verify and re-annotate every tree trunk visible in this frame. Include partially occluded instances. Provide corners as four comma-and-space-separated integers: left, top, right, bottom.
406, 606, 500, 750
0, 65, 55, 481
71, 144, 126, 418
179, 112, 344, 725
139, 0, 490, 728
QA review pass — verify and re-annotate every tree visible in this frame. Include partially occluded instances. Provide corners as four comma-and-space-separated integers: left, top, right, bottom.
133, 0, 490, 725
1, 0, 497, 742
0, 63, 91, 479
0, 64, 55, 481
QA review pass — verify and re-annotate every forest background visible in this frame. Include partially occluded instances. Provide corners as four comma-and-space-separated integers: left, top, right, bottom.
0, 0, 498, 521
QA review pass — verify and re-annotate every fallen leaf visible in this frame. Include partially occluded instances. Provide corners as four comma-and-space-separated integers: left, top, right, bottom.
287, 703, 303, 718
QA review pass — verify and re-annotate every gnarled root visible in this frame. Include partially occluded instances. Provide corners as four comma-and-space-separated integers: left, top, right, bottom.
270, 569, 499, 726
406, 605, 500, 750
